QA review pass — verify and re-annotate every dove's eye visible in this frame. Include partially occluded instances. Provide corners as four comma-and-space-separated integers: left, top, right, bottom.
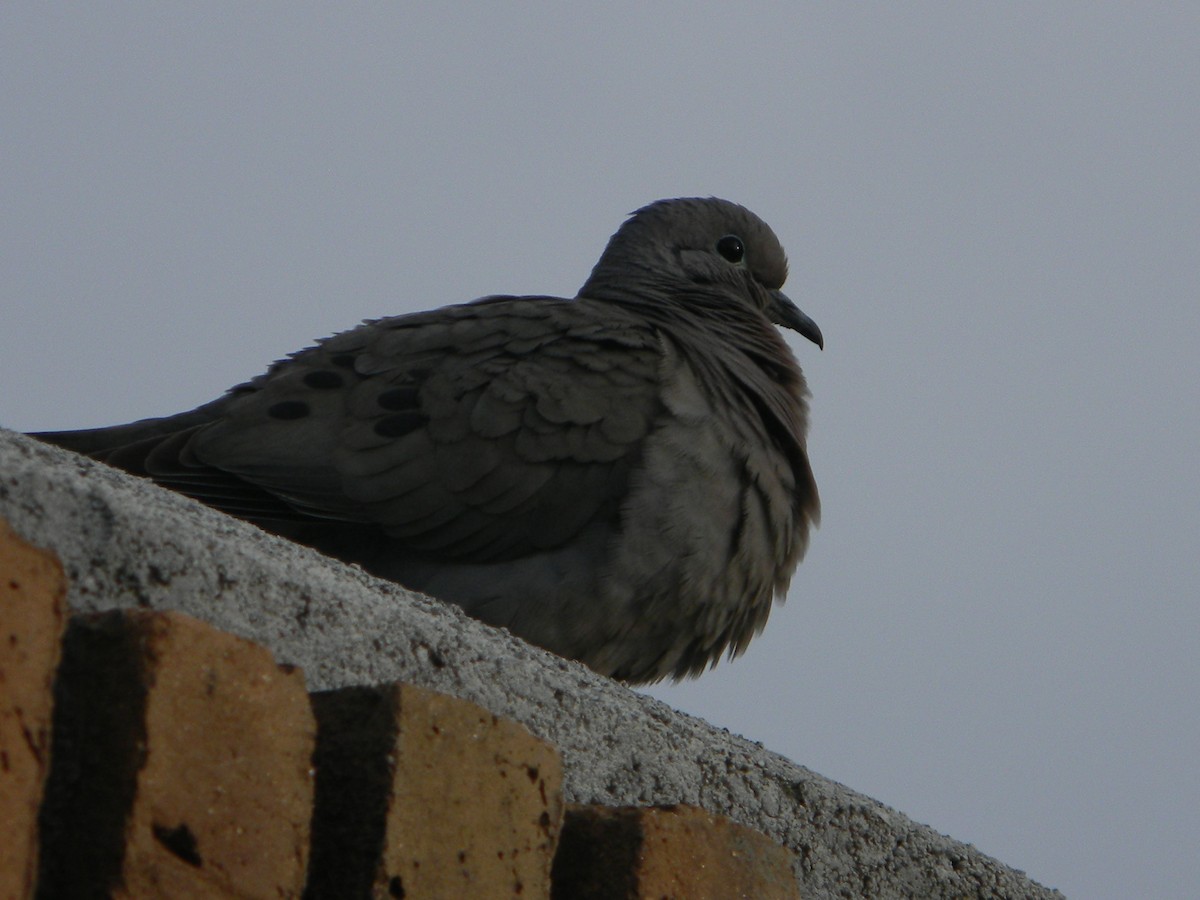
716, 235, 745, 264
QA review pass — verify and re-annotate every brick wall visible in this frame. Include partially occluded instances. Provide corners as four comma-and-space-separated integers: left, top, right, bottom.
2, 519, 800, 899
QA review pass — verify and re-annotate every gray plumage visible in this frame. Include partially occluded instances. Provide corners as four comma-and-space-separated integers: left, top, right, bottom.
34, 197, 822, 683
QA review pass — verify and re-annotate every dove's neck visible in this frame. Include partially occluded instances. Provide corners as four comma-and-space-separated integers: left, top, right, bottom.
579, 278, 796, 364
579, 277, 810, 432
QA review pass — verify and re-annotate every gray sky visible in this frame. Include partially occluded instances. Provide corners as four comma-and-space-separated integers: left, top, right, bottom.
3, 5, 1197, 896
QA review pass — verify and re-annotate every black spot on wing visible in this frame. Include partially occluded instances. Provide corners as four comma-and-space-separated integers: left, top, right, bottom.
267, 401, 310, 420
303, 370, 344, 389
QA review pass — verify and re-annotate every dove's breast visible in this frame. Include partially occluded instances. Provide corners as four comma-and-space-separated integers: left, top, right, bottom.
383, 332, 812, 684
587, 336, 811, 680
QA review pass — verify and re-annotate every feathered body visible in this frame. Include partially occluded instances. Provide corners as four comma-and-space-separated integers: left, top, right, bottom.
36, 198, 821, 683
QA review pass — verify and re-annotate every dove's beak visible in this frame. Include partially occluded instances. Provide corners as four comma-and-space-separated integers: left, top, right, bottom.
770, 290, 824, 350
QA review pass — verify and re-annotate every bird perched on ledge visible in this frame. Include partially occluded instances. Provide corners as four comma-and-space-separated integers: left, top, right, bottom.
33, 197, 822, 684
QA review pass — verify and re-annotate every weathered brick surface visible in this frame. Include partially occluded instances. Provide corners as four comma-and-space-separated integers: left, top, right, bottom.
0, 518, 69, 900
307, 682, 564, 899
552, 803, 801, 900
36, 609, 315, 899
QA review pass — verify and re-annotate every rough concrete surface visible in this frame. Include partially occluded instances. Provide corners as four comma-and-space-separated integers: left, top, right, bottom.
0, 429, 1063, 899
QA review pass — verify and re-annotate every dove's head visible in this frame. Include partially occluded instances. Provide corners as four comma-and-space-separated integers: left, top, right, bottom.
580, 197, 823, 349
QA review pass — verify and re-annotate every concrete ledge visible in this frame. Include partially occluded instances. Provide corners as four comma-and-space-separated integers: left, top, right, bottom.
0, 429, 1063, 899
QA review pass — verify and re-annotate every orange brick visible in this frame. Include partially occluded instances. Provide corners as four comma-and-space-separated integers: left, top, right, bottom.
307, 683, 563, 899
37, 610, 315, 899
551, 804, 801, 900
0, 518, 69, 900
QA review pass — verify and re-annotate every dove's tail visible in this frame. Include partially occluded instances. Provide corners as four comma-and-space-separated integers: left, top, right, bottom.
32, 401, 227, 471
30, 401, 361, 535
29, 399, 289, 516
36, 419, 184, 461
32, 409, 392, 567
